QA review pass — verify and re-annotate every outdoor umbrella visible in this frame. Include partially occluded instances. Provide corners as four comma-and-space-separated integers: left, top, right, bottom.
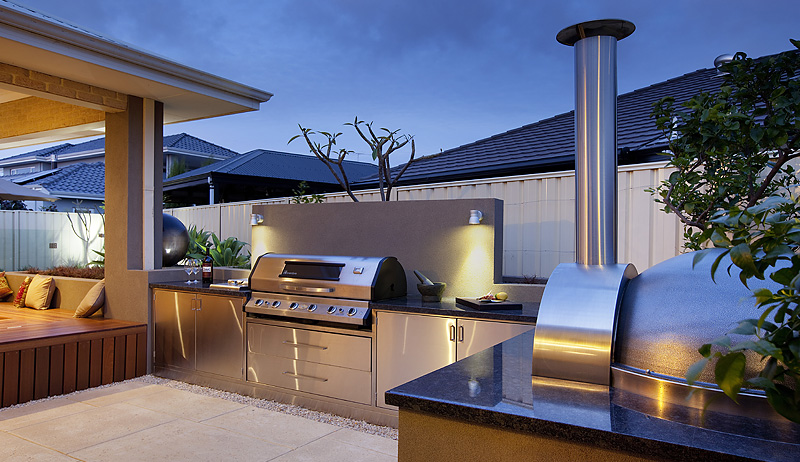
0, 178, 57, 201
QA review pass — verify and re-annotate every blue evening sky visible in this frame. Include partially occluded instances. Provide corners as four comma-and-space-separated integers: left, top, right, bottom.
2, 0, 799, 163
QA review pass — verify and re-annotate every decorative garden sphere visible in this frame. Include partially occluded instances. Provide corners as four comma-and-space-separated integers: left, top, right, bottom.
162, 213, 189, 267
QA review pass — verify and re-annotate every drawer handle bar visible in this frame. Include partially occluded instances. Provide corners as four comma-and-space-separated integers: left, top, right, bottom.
282, 371, 328, 382
280, 284, 334, 293
282, 341, 328, 350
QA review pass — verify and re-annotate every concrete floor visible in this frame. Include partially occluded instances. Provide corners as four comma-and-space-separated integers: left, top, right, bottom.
0, 381, 398, 461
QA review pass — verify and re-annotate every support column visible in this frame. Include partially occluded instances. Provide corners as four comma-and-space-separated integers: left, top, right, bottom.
104, 95, 163, 322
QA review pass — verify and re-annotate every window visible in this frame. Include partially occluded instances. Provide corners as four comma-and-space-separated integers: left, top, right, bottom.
10, 167, 36, 175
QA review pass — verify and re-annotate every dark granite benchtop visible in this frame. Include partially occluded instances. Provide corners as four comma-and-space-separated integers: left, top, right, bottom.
147, 286, 538, 323
385, 331, 800, 462
150, 281, 250, 297
370, 296, 538, 323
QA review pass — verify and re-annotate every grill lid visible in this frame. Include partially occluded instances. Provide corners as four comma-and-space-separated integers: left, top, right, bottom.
248, 254, 406, 301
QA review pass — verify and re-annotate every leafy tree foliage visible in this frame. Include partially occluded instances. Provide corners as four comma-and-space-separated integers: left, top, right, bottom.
650, 43, 800, 250
651, 41, 800, 422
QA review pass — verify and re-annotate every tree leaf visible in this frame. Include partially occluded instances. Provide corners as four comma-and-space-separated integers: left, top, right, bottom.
730, 243, 758, 275
714, 352, 746, 403
686, 357, 710, 385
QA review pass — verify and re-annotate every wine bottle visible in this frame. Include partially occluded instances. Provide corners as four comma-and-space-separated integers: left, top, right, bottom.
202, 248, 213, 284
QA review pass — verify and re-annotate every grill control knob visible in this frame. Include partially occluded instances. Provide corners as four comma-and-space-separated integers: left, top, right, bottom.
255, 299, 264, 306
289, 302, 298, 310
327, 306, 336, 314
308, 304, 317, 312
347, 307, 358, 317
272, 301, 281, 308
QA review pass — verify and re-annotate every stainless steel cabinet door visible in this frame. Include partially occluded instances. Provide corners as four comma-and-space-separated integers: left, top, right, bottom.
376, 311, 456, 409
153, 290, 196, 369
456, 319, 534, 361
196, 294, 245, 379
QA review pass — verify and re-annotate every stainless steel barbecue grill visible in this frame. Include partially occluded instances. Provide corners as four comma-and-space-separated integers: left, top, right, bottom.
245, 254, 406, 326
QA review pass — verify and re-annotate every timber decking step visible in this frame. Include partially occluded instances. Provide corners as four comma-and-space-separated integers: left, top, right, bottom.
0, 304, 147, 408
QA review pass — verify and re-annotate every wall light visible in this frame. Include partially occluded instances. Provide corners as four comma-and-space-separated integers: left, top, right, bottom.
469, 210, 483, 225
249, 213, 264, 226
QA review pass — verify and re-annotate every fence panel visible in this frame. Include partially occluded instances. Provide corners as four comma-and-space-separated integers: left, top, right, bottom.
0, 162, 683, 277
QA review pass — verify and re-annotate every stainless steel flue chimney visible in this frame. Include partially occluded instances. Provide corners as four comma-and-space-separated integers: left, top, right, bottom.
559, 19, 634, 265
532, 20, 636, 386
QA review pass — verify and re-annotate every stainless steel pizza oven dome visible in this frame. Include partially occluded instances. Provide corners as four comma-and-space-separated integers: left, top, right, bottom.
614, 249, 773, 384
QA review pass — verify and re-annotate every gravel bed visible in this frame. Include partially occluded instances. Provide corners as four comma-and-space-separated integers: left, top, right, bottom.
1, 375, 398, 441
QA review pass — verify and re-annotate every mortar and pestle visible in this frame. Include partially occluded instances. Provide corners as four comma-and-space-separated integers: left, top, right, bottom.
414, 270, 446, 302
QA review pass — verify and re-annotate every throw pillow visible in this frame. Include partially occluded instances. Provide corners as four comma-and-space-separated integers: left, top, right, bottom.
74, 279, 105, 318
13, 276, 33, 308
0, 272, 12, 299
25, 274, 56, 310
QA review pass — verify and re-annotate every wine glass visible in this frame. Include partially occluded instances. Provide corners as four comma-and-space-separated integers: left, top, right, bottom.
184, 260, 193, 284
191, 259, 200, 284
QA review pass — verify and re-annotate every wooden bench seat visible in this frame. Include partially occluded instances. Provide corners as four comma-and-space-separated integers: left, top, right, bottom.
0, 303, 147, 408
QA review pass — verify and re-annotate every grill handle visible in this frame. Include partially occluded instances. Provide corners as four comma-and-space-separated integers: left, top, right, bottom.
280, 284, 334, 293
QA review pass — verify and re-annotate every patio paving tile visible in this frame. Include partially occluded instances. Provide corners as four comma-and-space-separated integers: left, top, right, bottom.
333, 428, 398, 457
124, 387, 246, 422
270, 432, 397, 462
0, 431, 77, 461
66, 382, 165, 407
201, 405, 337, 448
0, 398, 94, 431
8, 402, 177, 454
70, 418, 291, 462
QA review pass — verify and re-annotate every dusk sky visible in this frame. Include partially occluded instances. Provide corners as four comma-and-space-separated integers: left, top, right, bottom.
3, 0, 799, 163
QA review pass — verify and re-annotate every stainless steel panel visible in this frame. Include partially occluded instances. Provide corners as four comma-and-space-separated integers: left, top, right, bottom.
249, 254, 406, 301
245, 293, 370, 326
574, 34, 619, 266
196, 294, 245, 379
247, 353, 372, 405
532, 263, 637, 385
376, 311, 456, 409
247, 323, 371, 372
153, 290, 196, 370
457, 319, 534, 361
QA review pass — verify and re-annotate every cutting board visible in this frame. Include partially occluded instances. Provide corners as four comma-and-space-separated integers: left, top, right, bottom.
456, 297, 523, 311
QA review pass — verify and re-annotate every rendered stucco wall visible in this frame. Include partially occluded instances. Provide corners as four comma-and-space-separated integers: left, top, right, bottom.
251, 199, 503, 298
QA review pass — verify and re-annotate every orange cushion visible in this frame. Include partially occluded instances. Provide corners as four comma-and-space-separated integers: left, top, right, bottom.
0, 272, 12, 299
74, 279, 105, 318
13, 276, 33, 308
25, 274, 56, 310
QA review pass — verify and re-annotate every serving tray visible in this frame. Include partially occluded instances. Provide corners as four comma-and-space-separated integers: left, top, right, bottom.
456, 297, 523, 311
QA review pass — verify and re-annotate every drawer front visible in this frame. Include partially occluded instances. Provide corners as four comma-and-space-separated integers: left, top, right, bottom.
247, 353, 372, 405
247, 323, 371, 371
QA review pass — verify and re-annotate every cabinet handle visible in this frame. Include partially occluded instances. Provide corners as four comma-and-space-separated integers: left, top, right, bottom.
282, 371, 328, 382
196, 298, 201, 311
282, 341, 328, 351
449, 324, 456, 342
459, 325, 464, 342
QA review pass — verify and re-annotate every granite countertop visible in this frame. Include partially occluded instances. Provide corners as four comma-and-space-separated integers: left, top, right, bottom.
147, 286, 539, 323
370, 295, 538, 323
150, 281, 250, 297
385, 331, 800, 462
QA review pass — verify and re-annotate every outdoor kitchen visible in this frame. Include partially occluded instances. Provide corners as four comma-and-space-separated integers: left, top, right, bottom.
148, 19, 800, 461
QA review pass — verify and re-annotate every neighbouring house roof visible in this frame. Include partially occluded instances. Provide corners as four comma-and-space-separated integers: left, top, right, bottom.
165, 149, 376, 185
163, 149, 377, 204
22, 162, 105, 199
0, 133, 238, 166
356, 66, 723, 186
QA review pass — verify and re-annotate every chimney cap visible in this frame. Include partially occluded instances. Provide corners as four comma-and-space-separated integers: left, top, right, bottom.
557, 19, 635, 46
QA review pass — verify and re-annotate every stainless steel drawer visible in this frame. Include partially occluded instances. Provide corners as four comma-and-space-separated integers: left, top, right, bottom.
247, 353, 372, 405
247, 323, 371, 371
